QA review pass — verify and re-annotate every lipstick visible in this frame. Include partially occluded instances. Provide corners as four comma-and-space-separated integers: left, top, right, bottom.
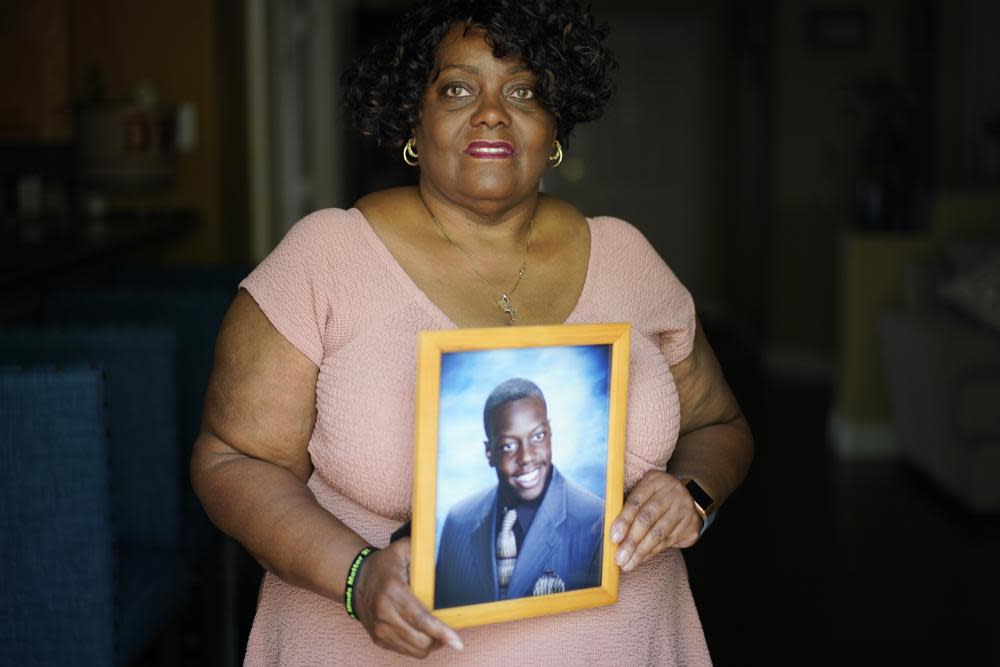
464, 141, 516, 159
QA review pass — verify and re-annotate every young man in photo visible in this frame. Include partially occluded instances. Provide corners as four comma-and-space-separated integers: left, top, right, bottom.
435, 378, 604, 609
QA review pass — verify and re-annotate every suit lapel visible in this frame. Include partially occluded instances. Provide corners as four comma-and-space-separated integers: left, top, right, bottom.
506, 468, 567, 598
469, 488, 500, 601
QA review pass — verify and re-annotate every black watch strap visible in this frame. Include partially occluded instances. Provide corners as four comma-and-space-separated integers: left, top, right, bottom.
683, 478, 714, 519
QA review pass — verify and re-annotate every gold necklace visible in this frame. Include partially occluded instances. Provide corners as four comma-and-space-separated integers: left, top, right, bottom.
422, 199, 534, 322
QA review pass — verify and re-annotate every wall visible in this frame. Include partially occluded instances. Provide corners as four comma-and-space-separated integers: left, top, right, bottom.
767, 0, 908, 374
938, 0, 1000, 189
544, 2, 729, 318
68, 0, 225, 263
0, 1, 72, 143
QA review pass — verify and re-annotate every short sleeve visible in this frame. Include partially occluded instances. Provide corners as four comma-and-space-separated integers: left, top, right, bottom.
646, 248, 696, 367
238, 211, 337, 366
595, 217, 697, 366
658, 285, 696, 368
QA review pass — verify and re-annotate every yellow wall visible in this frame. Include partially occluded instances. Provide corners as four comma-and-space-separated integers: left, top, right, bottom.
69, 0, 224, 263
835, 232, 932, 420
0, 1, 72, 142
835, 192, 1000, 422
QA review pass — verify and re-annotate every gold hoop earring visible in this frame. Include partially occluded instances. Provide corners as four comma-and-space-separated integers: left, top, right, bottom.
403, 138, 419, 166
548, 140, 563, 168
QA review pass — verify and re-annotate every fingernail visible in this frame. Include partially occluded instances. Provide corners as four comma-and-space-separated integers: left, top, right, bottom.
448, 635, 464, 651
624, 558, 635, 572
615, 548, 628, 566
610, 526, 623, 543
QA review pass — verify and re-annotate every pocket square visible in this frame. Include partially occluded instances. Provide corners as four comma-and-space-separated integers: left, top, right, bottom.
532, 570, 566, 596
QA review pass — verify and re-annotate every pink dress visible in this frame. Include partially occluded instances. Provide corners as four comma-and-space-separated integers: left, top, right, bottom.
239, 208, 711, 666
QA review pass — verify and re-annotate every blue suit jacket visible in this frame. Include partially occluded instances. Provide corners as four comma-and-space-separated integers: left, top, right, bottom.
434, 466, 604, 609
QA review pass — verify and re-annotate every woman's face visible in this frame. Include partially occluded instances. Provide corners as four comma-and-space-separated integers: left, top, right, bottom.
414, 24, 557, 212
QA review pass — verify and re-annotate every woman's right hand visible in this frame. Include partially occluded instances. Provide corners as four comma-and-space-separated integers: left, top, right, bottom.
353, 538, 464, 658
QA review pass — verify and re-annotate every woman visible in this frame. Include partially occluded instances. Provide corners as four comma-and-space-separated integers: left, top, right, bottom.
191, 1, 753, 664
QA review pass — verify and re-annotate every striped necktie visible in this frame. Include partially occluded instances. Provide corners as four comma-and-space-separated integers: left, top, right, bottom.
496, 508, 518, 589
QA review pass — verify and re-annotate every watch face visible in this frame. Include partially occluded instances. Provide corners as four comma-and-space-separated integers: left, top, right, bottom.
685, 479, 714, 509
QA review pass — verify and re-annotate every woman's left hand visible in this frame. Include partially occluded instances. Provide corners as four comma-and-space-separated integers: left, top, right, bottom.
609, 470, 702, 572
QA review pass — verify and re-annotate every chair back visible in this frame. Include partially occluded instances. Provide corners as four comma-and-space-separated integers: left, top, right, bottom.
0, 326, 178, 550
0, 365, 116, 665
42, 288, 229, 555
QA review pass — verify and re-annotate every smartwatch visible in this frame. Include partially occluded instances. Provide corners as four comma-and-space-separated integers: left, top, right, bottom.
682, 478, 714, 522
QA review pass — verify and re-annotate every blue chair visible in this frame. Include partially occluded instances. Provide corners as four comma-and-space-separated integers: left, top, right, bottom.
0, 327, 183, 664
42, 288, 231, 557
1, 365, 116, 665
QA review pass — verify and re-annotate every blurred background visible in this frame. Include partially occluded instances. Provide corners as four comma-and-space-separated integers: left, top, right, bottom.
1, 0, 998, 664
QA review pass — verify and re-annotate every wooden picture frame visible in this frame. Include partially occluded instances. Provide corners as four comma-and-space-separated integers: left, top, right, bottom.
411, 323, 630, 629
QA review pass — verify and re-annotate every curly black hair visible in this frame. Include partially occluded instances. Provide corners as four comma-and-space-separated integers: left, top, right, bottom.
341, 0, 616, 150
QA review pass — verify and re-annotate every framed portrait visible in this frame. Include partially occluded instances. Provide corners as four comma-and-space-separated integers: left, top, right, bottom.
410, 323, 630, 629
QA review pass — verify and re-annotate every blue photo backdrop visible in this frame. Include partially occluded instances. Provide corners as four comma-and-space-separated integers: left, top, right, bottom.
435, 344, 612, 553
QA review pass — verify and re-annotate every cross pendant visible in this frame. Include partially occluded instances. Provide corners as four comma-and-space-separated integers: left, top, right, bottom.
497, 294, 518, 321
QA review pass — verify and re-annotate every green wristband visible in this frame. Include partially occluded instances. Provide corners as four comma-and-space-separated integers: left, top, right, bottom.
344, 546, 377, 620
